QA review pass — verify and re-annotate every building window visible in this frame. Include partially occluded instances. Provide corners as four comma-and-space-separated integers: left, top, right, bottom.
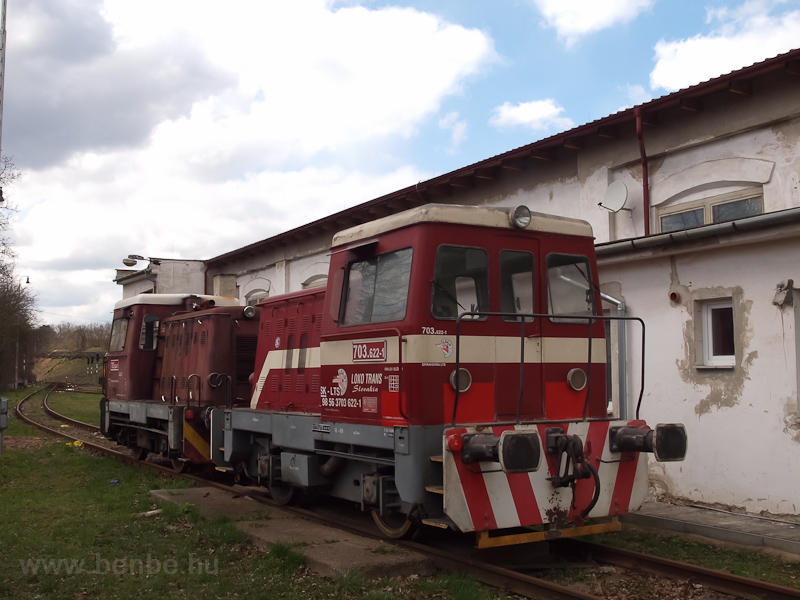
659, 190, 762, 234
245, 289, 268, 306
702, 299, 735, 367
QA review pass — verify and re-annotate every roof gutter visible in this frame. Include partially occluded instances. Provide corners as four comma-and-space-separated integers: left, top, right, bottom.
596, 207, 800, 256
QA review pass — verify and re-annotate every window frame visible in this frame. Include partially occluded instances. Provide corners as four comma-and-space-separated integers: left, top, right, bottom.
499, 249, 535, 323
545, 253, 596, 324
701, 298, 735, 368
340, 246, 413, 327
658, 188, 763, 234
430, 244, 490, 321
109, 317, 129, 352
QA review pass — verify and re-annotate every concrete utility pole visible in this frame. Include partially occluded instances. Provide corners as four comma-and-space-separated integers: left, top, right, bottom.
0, 0, 8, 155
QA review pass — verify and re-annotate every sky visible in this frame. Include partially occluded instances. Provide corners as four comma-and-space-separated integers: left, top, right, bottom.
3, 0, 800, 325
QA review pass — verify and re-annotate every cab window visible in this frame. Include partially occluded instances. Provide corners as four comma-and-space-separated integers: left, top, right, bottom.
342, 247, 413, 326
546, 254, 595, 322
500, 250, 535, 322
138, 315, 159, 351
109, 317, 129, 352
431, 246, 489, 320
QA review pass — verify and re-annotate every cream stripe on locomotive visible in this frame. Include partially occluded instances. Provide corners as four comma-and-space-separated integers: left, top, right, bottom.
252, 336, 607, 408
250, 347, 321, 408
320, 335, 607, 365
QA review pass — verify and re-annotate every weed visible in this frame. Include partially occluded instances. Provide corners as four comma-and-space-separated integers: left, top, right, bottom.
267, 541, 306, 575
335, 570, 365, 597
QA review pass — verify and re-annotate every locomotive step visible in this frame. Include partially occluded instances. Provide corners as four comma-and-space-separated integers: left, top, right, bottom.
430, 455, 443, 463
425, 485, 444, 495
421, 517, 455, 530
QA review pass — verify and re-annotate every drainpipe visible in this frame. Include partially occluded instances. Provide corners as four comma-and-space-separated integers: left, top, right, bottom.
634, 107, 651, 236
600, 292, 628, 420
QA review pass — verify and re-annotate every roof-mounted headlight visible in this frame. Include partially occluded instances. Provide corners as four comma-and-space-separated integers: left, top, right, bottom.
242, 305, 256, 319
510, 205, 532, 229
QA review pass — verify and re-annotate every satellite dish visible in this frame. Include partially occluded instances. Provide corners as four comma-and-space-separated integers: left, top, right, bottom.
599, 181, 630, 212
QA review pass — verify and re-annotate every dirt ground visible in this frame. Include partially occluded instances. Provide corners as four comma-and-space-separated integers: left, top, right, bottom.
2, 436, 48, 451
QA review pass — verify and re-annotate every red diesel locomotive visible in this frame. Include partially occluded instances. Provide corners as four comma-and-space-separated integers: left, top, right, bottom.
101, 294, 259, 471
103, 204, 687, 546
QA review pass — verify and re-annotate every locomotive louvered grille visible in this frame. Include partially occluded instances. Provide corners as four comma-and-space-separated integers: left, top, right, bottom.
296, 374, 305, 393
200, 331, 207, 345
181, 376, 186, 389
283, 374, 291, 394
301, 315, 311, 333
310, 374, 320, 393
316, 313, 322, 331
287, 317, 296, 334
270, 374, 279, 392
234, 336, 258, 383
193, 332, 198, 345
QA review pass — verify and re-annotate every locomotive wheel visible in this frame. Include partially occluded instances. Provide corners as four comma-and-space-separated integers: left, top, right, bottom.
131, 446, 148, 461
371, 509, 414, 539
171, 458, 190, 473
269, 481, 296, 506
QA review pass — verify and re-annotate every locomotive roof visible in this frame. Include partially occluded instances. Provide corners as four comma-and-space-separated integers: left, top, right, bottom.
331, 203, 593, 248
114, 293, 241, 310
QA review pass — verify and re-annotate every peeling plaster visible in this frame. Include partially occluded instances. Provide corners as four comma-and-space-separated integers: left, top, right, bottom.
782, 399, 800, 444
668, 257, 757, 416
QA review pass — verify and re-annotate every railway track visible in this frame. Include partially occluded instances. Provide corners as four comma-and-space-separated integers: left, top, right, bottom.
13, 387, 800, 600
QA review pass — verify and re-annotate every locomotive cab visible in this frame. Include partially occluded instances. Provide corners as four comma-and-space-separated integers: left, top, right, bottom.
101, 294, 259, 470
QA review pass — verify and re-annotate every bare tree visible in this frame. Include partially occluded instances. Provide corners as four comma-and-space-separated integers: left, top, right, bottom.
0, 155, 21, 198
0, 154, 31, 388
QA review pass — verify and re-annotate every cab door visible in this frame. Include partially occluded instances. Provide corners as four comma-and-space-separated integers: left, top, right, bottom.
493, 246, 543, 421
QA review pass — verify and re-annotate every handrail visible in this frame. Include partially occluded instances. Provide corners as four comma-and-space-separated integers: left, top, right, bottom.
450, 311, 646, 427
320, 327, 408, 420
161, 376, 177, 404
187, 373, 202, 409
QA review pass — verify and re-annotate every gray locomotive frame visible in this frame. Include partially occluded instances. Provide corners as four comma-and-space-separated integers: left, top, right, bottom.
210, 407, 444, 518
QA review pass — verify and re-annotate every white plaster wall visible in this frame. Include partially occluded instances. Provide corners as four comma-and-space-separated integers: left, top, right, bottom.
235, 251, 330, 304
600, 238, 800, 515
154, 260, 205, 294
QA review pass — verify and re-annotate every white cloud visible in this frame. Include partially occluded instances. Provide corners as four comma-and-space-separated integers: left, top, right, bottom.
439, 112, 468, 153
489, 100, 575, 133
650, 0, 800, 92
531, 0, 654, 47
7, 0, 497, 324
98, 1, 498, 171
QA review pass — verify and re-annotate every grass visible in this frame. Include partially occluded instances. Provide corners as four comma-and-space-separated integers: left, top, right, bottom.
0, 428, 509, 600
2, 387, 44, 437
45, 389, 102, 426
588, 527, 800, 589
